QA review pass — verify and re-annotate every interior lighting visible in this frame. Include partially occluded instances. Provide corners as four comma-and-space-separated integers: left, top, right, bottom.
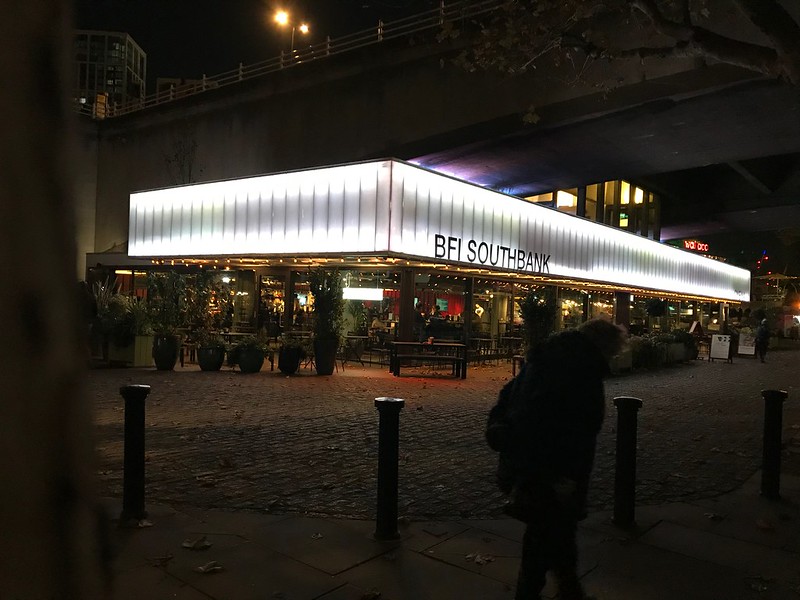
556, 190, 577, 208
343, 287, 384, 301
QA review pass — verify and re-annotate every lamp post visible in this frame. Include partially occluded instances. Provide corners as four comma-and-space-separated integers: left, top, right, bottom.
274, 10, 310, 53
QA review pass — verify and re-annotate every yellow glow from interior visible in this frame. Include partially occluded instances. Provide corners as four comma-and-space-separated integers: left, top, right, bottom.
556, 190, 576, 208
634, 187, 644, 204
621, 181, 630, 205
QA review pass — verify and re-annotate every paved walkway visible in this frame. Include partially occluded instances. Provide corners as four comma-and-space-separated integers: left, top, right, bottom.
91, 347, 800, 599
91, 347, 800, 519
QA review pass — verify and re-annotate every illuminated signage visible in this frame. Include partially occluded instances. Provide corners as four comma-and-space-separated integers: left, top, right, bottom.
128, 159, 750, 302
684, 239, 709, 253
434, 234, 550, 274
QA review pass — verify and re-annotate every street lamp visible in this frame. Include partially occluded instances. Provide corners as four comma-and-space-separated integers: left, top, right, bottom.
274, 10, 310, 52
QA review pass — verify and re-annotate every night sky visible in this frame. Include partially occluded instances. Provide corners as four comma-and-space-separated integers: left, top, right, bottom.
73, 0, 441, 88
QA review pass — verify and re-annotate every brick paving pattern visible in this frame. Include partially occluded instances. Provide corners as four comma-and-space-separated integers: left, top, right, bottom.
90, 347, 800, 520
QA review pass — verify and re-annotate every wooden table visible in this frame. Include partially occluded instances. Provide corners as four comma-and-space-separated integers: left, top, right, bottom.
389, 341, 467, 379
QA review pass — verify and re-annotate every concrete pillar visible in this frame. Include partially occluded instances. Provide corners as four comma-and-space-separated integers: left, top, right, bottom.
614, 291, 631, 329
576, 186, 586, 218
398, 268, 415, 341
281, 268, 294, 332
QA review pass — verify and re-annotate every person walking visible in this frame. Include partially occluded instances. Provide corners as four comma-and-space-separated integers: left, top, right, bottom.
486, 318, 627, 600
755, 318, 770, 363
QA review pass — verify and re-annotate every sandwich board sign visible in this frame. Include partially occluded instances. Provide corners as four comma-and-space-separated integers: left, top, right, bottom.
738, 332, 756, 356
710, 334, 732, 362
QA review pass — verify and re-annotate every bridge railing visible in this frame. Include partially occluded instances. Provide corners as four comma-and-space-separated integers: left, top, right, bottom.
81, 0, 504, 119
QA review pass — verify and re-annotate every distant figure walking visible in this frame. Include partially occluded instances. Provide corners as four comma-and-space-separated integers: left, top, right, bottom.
755, 319, 770, 363
486, 318, 627, 600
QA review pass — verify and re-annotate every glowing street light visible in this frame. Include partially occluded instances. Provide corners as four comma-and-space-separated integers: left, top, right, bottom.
273, 9, 310, 52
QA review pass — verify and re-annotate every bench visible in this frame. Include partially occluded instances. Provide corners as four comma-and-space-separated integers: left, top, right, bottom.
392, 353, 466, 378
390, 341, 468, 379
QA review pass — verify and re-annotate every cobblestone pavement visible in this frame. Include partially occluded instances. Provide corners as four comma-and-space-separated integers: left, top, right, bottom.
90, 347, 800, 521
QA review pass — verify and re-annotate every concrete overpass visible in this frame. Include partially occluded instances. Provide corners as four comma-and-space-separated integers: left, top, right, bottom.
74, 13, 800, 276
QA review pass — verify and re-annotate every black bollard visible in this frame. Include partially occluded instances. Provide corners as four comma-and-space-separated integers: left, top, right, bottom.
613, 396, 643, 528
119, 384, 151, 523
760, 389, 788, 500
374, 397, 405, 540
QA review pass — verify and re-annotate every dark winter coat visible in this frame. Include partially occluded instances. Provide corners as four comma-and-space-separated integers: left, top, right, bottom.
486, 330, 608, 510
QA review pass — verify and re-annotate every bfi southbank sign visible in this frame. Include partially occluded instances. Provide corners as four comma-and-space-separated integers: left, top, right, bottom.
434, 234, 551, 274
129, 159, 750, 301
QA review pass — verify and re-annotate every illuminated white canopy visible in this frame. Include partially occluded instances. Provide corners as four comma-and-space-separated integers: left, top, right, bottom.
129, 159, 750, 301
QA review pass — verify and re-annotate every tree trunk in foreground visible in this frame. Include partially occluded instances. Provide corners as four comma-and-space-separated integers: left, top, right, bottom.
0, 1, 107, 597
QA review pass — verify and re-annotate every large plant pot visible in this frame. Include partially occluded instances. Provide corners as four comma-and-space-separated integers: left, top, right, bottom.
314, 338, 338, 376
152, 334, 180, 371
237, 347, 265, 373
278, 346, 304, 375
197, 346, 225, 371
108, 335, 153, 367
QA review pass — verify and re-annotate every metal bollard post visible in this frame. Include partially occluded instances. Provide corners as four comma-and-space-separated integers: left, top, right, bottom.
760, 389, 788, 500
374, 397, 405, 540
613, 396, 643, 528
119, 384, 151, 523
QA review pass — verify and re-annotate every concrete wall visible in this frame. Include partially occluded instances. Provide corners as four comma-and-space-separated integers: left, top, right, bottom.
80, 37, 728, 262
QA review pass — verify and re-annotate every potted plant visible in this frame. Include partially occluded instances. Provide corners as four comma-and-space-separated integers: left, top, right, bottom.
194, 328, 226, 371
103, 293, 154, 367
147, 272, 186, 371
233, 335, 267, 374
277, 332, 306, 375
519, 287, 557, 356
185, 271, 228, 372
308, 268, 344, 375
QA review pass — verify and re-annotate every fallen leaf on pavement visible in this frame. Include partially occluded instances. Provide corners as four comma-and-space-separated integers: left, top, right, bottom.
150, 553, 174, 568
361, 590, 381, 599
311, 532, 324, 540
703, 512, 725, 521
755, 518, 774, 531
194, 560, 223, 574
138, 519, 153, 528
744, 575, 771, 592
182, 535, 212, 550
465, 552, 495, 565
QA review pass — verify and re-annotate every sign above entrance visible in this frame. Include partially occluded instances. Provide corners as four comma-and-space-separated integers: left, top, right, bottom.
128, 159, 750, 302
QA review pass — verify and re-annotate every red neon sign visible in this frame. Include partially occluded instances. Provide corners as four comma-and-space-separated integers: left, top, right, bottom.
683, 239, 709, 253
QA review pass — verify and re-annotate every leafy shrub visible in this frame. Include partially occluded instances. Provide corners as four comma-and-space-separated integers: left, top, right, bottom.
629, 335, 661, 369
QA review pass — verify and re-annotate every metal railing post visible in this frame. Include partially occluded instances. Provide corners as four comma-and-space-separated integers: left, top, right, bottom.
613, 396, 642, 528
119, 384, 151, 524
374, 397, 404, 540
760, 389, 788, 499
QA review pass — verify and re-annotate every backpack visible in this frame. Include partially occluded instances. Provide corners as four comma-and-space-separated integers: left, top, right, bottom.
486, 365, 528, 493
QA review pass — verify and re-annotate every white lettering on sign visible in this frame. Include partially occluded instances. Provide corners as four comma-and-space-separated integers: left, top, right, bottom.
434, 234, 551, 274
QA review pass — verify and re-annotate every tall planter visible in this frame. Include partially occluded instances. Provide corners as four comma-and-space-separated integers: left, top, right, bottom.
314, 338, 338, 376
152, 334, 180, 371
197, 345, 225, 371
108, 335, 153, 367
237, 347, 265, 373
278, 346, 304, 375
308, 269, 345, 377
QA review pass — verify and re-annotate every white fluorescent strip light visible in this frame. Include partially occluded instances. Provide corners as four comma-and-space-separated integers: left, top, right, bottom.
343, 287, 384, 301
